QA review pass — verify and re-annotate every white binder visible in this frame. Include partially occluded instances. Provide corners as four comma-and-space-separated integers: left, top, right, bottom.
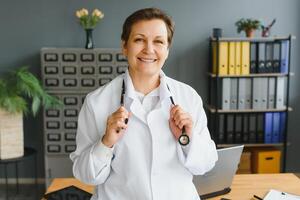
267, 77, 276, 109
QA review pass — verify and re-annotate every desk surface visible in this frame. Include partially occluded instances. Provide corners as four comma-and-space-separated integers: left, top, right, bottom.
45, 173, 300, 200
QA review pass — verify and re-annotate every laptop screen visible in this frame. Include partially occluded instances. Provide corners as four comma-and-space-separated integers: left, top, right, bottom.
193, 145, 244, 199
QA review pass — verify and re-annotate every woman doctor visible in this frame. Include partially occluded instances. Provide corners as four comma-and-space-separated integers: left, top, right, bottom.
70, 7, 218, 200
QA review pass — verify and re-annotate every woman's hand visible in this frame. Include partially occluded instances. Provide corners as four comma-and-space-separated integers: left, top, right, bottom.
169, 105, 193, 140
102, 106, 130, 148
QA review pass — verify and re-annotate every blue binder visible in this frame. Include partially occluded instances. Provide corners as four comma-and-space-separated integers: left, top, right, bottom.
264, 113, 273, 143
279, 112, 286, 142
272, 112, 280, 143
280, 40, 289, 73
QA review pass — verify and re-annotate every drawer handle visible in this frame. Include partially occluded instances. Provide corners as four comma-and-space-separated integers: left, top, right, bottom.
265, 157, 274, 160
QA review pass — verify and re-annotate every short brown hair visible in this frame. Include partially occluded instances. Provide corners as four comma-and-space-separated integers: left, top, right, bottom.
121, 8, 175, 46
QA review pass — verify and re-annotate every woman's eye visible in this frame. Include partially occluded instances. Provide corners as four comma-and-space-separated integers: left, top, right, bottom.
155, 40, 164, 44
134, 38, 143, 42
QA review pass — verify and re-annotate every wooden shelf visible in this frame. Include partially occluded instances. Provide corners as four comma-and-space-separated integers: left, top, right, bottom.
210, 35, 296, 42
217, 143, 285, 148
206, 105, 293, 113
207, 72, 294, 78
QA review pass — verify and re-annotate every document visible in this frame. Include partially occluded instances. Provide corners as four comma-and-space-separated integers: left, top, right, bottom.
264, 189, 300, 200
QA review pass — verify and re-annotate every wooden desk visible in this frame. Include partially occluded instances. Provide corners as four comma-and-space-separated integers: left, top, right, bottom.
44, 173, 300, 200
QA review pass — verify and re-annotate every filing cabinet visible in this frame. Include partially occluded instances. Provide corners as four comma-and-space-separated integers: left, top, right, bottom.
41, 48, 127, 186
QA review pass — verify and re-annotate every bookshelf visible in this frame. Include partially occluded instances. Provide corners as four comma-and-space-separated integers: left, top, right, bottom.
207, 35, 294, 172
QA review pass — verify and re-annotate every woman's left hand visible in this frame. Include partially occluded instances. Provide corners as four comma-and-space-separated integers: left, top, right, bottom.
169, 105, 193, 140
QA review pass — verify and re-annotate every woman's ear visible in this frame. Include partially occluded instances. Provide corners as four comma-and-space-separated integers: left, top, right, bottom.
121, 40, 127, 56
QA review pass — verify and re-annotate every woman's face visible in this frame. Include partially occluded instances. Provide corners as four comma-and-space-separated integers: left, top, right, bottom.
122, 19, 169, 77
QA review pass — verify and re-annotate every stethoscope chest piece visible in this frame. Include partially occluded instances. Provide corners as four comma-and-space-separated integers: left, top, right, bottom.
178, 133, 190, 146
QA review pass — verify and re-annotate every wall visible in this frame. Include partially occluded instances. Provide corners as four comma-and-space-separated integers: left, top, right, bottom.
0, 0, 299, 180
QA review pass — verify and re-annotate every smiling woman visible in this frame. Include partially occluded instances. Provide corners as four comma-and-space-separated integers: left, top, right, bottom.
70, 7, 218, 200
122, 19, 170, 94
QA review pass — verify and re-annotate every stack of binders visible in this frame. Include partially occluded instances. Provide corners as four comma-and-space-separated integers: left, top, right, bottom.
209, 37, 291, 147
212, 40, 290, 75
211, 77, 287, 110
250, 40, 290, 74
215, 112, 286, 144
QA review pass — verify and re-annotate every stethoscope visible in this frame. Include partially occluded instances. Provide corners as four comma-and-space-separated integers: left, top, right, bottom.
121, 80, 190, 146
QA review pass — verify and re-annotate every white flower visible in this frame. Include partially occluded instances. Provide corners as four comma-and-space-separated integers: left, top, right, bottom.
92, 9, 104, 19
75, 8, 104, 29
80, 8, 89, 17
75, 10, 82, 18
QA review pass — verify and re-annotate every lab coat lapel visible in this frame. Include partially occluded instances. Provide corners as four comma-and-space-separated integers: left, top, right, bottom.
159, 71, 173, 113
124, 70, 147, 124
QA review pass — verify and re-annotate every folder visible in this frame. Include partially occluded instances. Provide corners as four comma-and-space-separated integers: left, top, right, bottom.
258, 42, 266, 73
253, 78, 268, 110
221, 78, 231, 110
242, 114, 249, 143
275, 77, 286, 109
265, 42, 274, 73
261, 78, 268, 109
267, 77, 276, 109
279, 112, 286, 142
256, 113, 264, 143
272, 42, 281, 73
252, 77, 259, 109
264, 113, 273, 143
218, 114, 225, 143
238, 78, 251, 110
241, 41, 250, 75
212, 41, 228, 75
280, 40, 290, 73
234, 114, 243, 143
249, 113, 257, 143
272, 112, 280, 143
250, 42, 257, 73
235, 42, 242, 75
225, 114, 234, 143
228, 42, 235, 75
230, 78, 238, 110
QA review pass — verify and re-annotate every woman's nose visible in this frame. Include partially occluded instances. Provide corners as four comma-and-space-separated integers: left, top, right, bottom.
143, 41, 155, 53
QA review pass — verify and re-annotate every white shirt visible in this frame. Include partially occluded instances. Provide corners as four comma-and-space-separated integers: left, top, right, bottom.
135, 88, 159, 115
70, 69, 218, 200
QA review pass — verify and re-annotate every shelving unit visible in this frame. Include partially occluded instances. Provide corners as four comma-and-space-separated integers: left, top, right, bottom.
207, 35, 294, 172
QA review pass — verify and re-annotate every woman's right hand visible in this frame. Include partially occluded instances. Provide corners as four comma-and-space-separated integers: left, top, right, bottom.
102, 106, 130, 148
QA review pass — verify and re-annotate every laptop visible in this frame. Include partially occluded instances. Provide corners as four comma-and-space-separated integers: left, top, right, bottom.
193, 145, 244, 199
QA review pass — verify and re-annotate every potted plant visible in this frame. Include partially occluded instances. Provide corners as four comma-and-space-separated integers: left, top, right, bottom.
235, 18, 262, 38
0, 66, 62, 159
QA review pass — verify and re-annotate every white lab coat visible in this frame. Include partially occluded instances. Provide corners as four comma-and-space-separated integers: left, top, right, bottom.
70, 69, 218, 200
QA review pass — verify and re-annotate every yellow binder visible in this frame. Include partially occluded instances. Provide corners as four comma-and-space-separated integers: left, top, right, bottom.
228, 42, 235, 75
235, 42, 241, 75
241, 41, 250, 75
212, 41, 228, 75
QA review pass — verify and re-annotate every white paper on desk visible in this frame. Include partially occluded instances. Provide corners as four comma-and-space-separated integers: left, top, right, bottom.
264, 189, 300, 200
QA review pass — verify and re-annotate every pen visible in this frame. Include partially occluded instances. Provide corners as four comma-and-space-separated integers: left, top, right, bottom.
253, 194, 263, 200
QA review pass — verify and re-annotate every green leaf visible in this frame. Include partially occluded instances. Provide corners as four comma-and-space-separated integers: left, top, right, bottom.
0, 66, 62, 116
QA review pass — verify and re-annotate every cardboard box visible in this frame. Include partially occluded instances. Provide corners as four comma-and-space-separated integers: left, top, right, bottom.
237, 151, 252, 174
252, 149, 281, 173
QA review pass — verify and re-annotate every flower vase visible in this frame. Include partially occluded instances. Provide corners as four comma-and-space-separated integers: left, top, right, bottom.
85, 29, 94, 49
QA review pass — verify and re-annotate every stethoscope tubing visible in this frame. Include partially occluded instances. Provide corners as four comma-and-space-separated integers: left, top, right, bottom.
121, 79, 190, 146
